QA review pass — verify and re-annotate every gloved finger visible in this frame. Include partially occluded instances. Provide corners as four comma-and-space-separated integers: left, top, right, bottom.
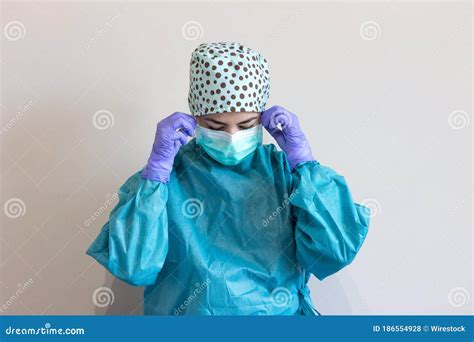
272, 112, 293, 130
171, 113, 196, 136
174, 118, 196, 137
262, 106, 293, 131
261, 105, 279, 129
171, 130, 189, 145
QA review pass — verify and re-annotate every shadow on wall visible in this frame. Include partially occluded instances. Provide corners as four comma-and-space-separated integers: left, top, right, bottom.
94, 272, 143, 315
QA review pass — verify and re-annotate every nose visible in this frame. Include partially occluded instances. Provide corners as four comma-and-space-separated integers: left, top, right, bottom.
224, 126, 240, 135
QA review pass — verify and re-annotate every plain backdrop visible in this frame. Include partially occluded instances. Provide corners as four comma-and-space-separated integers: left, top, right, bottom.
1, 1, 472, 315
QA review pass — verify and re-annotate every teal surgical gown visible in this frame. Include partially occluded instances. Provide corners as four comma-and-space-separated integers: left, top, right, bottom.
86, 139, 370, 315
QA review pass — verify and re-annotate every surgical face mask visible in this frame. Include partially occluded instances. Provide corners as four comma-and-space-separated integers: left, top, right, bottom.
195, 124, 263, 166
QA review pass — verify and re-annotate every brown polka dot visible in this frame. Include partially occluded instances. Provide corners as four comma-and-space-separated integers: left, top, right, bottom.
220, 96, 225, 100
220, 82, 226, 88
230, 107, 236, 111
240, 94, 245, 99
216, 72, 222, 78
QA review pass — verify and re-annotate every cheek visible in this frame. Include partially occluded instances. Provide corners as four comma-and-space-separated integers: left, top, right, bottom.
196, 118, 207, 128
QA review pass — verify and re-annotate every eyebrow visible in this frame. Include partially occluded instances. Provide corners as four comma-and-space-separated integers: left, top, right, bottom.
237, 117, 258, 125
204, 116, 259, 125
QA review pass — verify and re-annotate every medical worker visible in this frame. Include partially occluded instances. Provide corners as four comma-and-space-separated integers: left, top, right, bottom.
87, 42, 370, 315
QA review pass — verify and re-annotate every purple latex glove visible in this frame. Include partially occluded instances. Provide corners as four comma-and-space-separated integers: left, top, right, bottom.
141, 112, 196, 182
261, 105, 315, 169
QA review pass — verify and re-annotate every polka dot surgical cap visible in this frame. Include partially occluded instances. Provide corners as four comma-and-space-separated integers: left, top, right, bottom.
188, 42, 270, 116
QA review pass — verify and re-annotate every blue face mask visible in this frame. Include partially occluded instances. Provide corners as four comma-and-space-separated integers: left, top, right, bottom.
195, 124, 263, 166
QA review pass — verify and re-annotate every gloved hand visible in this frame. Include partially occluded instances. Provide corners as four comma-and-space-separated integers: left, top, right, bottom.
261, 105, 315, 169
141, 112, 196, 182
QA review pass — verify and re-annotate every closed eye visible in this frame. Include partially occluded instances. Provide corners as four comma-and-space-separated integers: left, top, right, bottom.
207, 124, 226, 131
238, 118, 258, 130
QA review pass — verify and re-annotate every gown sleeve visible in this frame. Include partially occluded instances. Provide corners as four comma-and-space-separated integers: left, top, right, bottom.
289, 160, 370, 281
86, 171, 169, 286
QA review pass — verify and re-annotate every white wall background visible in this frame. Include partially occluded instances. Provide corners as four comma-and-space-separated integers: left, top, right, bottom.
1, 0, 472, 315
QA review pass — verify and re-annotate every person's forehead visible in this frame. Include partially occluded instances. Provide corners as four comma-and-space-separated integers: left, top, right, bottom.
202, 111, 260, 122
